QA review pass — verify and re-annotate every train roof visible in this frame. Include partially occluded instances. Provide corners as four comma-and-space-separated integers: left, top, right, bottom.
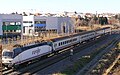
50, 30, 94, 42
21, 42, 48, 50
95, 27, 110, 31
50, 27, 110, 42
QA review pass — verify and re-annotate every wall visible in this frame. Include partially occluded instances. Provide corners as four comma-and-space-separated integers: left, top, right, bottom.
0, 14, 22, 22
23, 16, 74, 35
0, 20, 2, 35
46, 17, 58, 30
57, 17, 74, 34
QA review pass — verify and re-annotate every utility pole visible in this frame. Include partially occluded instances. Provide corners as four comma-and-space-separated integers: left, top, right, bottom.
0, 45, 2, 75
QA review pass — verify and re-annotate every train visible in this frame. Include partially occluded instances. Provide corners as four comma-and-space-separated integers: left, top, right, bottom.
2, 27, 111, 68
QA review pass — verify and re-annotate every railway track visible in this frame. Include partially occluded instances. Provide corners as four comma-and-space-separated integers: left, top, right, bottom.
2, 34, 117, 75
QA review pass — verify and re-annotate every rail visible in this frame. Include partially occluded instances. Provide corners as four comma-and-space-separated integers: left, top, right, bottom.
103, 54, 120, 75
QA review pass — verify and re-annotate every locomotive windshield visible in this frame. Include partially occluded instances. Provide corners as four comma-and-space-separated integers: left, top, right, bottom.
47, 41, 53, 46
2, 51, 13, 58
13, 47, 22, 58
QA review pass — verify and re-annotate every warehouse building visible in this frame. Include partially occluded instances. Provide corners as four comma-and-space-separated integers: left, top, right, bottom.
23, 15, 74, 36
0, 14, 23, 39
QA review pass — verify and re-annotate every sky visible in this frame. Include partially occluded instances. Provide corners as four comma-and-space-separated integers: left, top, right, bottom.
0, 0, 120, 14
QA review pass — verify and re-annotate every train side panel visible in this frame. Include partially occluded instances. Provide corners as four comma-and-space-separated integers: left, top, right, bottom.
53, 36, 80, 51
95, 29, 104, 37
104, 27, 111, 34
80, 32, 95, 42
12, 45, 52, 65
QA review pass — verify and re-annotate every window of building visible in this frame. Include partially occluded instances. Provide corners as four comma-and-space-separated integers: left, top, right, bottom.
35, 21, 46, 24
23, 21, 32, 23
23, 27, 25, 33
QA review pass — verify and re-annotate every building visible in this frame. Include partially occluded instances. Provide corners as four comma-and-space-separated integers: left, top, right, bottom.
0, 14, 23, 39
23, 15, 74, 36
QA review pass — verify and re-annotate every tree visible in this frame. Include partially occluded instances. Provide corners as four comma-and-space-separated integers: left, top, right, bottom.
23, 12, 27, 16
114, 14, 120, 23
74, 11, 77, 14
11, 12, 15, 14
104, 17, 108, 24
118, 14, 120, 23
115, 14, 118, 19
84, 16, 90, 26
93, 15, 98, 24
99, 17, 104, 25
15, 12, 18, 14
99, 16, 108, 25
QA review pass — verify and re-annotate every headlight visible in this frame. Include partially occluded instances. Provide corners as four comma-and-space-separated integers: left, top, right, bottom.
9, 60, 12, 63
2, 60, 4, 63
2, 60, 12, 63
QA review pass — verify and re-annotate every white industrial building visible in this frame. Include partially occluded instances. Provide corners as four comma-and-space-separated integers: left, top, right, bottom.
0, 14, 23, 38
23, 15, 74, 36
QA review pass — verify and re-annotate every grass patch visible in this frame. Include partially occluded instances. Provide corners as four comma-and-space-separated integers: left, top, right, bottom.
61, 57, 91, 75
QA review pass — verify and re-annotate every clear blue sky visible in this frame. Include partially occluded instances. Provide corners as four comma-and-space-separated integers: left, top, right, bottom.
0, 0, 120, 13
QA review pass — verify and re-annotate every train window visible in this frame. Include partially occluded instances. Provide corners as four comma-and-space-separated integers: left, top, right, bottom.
59, 43, 60, 46
73, 38, 77, 41
73, 39, 75, 41
65, 41, 67, 44
63, 41, 65, 45
69, 40, 71, 42
54, 44, 57, 47
29, 45, 34, 49
72, 39, 73, 42
3, 51, 13, 58
63, 41, 65, 44
61, 42, 62, 45
83, 35, 85, 38
73, 39, 74, 41
83, 36, 85, 38
68, 40, 70, 43
81, 36, 83, 38
13, 48, 22, 57
75, 38, 77, 41
67, 40, 68, 43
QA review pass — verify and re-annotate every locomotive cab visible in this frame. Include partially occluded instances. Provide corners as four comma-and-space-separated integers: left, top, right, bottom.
2, 49, 13, 67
